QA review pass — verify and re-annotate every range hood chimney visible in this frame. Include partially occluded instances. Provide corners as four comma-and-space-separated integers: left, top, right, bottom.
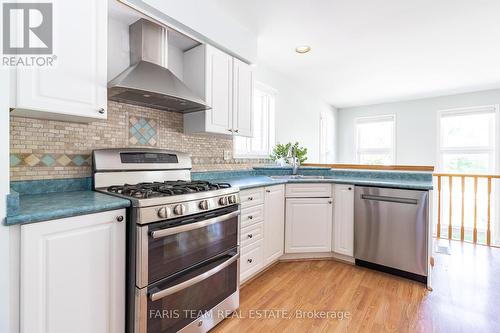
108, 19, 210, 113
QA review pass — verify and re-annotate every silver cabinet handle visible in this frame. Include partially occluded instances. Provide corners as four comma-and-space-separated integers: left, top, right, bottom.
265, 189, 271, 193
248, 196, 254, 201
328, 200, 333, 204
247, 234, 253, 238
234, 129, 239, 133
248, 215, 253, 220
361, 194, 418, 205
149, 253, 240, 301
150, 211, 240, 239
247, 258, 253, 263
98, 108, 105, 114
227, 129, 233, 132
116, 215, 124, 222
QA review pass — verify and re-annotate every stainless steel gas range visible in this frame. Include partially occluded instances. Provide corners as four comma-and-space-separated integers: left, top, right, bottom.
92, 148, 240, 333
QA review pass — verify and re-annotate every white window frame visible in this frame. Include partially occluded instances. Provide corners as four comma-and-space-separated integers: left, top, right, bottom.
319, 111, 335, 163
354, 114, 396, 165
233, 81, 276, 159
436, 105, 499, 173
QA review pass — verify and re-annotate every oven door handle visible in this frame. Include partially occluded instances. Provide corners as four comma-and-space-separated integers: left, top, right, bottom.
149, 253, 240, 302
150, 211, 240, 239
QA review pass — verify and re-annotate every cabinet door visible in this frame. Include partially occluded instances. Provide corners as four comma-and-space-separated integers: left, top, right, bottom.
205, 45, 233, 134
333, 185, 354, 256
264, 185, 285, 264
232, 58, 253, 137
20, 210, 125, 333
285, 198, 333, 253
13, 0, 107, 121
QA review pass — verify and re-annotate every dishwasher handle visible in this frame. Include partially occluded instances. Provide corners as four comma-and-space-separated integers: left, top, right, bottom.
360, 194, 418, 205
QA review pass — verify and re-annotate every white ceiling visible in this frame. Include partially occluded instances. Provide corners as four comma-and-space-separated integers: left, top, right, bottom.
215, 0, 500, 108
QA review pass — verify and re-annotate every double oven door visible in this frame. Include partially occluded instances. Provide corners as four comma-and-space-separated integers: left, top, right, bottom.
134, 205, 240, 333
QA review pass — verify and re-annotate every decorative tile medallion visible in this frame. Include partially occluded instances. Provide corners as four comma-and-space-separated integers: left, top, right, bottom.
9, 153, 91, 167
129, 116, 158, 146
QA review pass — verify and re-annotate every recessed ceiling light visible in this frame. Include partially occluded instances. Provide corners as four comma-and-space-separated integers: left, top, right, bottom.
295, 45, 311, 54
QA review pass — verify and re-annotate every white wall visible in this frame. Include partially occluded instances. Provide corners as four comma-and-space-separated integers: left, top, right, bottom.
337, 89, 500, 166
0, 69, 12, 332
255, 65, 337, 163
108, 17, 130, 81
122, 0, 258, 63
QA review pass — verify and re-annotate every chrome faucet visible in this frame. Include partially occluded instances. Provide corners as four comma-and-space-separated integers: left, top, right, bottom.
287, 146, 300, 175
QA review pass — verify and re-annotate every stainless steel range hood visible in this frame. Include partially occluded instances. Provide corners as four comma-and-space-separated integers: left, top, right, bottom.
108, 19, 210, 113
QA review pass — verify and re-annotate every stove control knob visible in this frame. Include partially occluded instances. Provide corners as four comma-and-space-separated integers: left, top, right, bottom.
157, 207, 170, 219
228, 195, 237, 204
199, 200, 209, 210
219, 197, 228, 206
173, 204, 186, 215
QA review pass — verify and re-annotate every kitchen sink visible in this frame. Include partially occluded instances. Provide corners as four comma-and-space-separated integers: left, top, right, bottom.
270, 175, 326, 180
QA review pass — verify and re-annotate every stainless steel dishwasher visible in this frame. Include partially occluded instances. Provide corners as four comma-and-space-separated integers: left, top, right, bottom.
354, 186, 428, 283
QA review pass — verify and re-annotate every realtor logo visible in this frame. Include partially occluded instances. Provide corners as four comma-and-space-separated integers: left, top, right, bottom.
2, 2, 53, 54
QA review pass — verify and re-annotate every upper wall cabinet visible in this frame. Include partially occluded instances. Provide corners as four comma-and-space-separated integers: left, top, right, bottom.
232, 58, 253, 137
183, 44, 253, 137
10, 0, 108, 122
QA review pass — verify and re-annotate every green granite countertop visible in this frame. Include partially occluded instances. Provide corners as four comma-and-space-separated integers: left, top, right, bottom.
208, 176, 433, 191
5, 191, 131, 226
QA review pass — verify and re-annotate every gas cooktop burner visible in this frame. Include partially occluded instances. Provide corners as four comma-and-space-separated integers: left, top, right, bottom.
107, 180, 232, 199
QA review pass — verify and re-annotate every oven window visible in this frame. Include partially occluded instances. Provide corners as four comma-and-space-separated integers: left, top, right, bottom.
147, 255, 238, 333
148, 214, 238, 283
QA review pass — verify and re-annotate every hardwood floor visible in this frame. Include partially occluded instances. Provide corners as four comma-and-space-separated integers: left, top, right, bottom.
214, 241, 500, 333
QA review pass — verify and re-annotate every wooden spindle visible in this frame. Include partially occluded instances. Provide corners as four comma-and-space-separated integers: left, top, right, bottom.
473, 177, 478, 244
460, 176, 465, 241
437, 176, 442, 239
448, 176, 453, 239
487, 177, 492, 246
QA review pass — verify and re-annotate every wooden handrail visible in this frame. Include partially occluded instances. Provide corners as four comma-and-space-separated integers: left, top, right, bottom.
433, 173, 500, 178
434, 173, 498, 246
302, 163, 434, 172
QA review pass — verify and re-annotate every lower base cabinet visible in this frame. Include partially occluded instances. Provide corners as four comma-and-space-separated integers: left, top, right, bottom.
333, 184, 355, 257
20, 209, 126, 333
240, 185, 285, 283
285, 197, 333, 253
264, 185, 285, 264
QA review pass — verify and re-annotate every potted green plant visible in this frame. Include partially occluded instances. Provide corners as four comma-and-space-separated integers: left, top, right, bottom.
270, 142, 308, 166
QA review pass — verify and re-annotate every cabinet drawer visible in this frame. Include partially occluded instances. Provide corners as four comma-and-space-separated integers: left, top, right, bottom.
241, 222, 263, 247
241, 204, 265, 228
285, 183, 332, 198
240, 240, 264, 282
240, 188, 264, 208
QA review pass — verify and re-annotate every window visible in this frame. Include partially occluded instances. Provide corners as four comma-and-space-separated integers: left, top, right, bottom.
438, 105, 498, 173
319, 112, 334, 163
234, 82, 276, 158
355, 115, 395, 165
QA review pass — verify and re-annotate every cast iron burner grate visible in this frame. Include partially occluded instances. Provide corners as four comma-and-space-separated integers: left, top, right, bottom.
106, 180, 231, 199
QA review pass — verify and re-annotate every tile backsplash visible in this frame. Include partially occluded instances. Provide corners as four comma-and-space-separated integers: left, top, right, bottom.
9, 101, 268, 180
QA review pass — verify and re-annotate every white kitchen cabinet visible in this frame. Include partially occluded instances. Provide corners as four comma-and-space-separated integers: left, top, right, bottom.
264, 185, 285, 264
285, 198, 333, 253
183, 44, 253, 137
232, 57, 253, 137
285, 183, 333, 198
20, 210, 125, 333
240, 240, 264, 282
10, 0, 108, 122
333, 185, 355, 257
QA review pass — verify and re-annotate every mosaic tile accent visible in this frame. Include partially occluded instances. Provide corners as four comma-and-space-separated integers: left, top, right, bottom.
9, 153, 91, 167
129, 116, 157, 146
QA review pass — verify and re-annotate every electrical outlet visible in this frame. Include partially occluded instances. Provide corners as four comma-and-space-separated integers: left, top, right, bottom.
223, 150, 232, 160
